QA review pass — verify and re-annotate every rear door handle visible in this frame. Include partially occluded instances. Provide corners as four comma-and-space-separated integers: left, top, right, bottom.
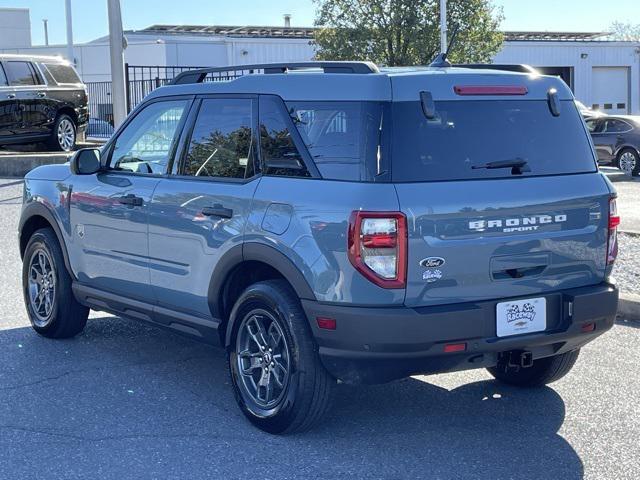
117, 194, 143, 206
6, 93, 16, 99
36, 92, 46, 98
201, 204, 233, 219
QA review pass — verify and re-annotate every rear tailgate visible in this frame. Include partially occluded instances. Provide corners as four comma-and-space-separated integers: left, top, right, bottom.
396, 174, 610, 307
389, 71, 612, 307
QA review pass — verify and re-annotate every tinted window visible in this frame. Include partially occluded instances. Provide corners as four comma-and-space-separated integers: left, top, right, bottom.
110, 100, 188, 174
392, 100, 597, 182
585, 119, 599, 133
183, 98, 255, 179
43, 63, 81, 84
5, 61, 40, 86
0, 65, 7, 86
604, 119, 631, 133
259, 96, 309, 177
287, 101, 384, 181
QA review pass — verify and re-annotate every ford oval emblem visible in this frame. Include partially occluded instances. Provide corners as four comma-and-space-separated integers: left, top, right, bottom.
420, 257, 445, 268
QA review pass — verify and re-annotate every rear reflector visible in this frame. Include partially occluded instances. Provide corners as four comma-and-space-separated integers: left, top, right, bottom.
454, 85, 528, 96
581, 322, 596, 333
444, 343, 467, 353
316, 317, 337, 330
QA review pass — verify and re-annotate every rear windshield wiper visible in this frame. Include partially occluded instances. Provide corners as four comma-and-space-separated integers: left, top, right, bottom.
472, 158, 530, 174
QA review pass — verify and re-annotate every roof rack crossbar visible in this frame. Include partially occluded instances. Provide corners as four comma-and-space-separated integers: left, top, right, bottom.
170, 61, 379, 85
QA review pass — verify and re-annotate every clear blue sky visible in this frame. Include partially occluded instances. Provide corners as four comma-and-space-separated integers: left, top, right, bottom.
1, 0, 639, 46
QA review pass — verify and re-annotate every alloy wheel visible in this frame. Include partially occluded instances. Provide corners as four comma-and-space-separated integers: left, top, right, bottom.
235, 309, 291, 409
619, 151, 637, 175
27, 248, 56, 327
57, 118, 76, 151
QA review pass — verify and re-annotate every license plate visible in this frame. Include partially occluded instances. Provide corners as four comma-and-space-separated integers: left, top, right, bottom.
496, 297, 546, 338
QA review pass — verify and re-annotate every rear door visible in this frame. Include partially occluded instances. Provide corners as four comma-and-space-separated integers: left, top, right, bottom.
0, 62, 19, 136
390, 94, 611, 308
148, 95, 260, 319
3, 60, 49, 135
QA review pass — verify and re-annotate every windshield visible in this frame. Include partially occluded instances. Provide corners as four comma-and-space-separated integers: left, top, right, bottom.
391, 100, 597, 182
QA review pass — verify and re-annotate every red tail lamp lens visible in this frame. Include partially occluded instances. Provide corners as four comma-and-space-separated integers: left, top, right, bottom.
317, 317, 337, 330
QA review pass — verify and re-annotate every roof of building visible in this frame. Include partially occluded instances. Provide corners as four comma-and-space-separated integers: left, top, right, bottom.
137, 24, 316, 39
135, 24, 612, 42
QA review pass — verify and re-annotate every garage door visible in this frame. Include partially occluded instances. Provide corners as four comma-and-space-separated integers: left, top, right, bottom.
592, 67, 630, 114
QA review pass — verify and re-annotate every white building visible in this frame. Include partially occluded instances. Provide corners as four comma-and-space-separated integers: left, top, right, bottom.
0, 7, 31, 49
495, 32, 640, 115
1, 14, 638, 115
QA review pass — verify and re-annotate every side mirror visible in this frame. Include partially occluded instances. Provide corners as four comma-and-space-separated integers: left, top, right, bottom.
70, 148, 101, 175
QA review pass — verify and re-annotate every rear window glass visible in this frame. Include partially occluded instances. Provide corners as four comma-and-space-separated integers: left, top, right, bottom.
391, 100, 597, 182
287, 101, 384, 181
43, 63, 81, 84
5, 61, 39, 86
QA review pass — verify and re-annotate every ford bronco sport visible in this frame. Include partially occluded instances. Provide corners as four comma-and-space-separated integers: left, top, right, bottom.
19, 61, 619, 434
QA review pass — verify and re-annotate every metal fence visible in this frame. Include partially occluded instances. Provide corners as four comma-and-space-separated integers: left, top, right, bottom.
85, 81, 115, 139
86, 64, 210, 139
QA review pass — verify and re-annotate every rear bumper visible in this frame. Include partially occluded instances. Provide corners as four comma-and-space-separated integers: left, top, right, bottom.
302, 283, 618, 384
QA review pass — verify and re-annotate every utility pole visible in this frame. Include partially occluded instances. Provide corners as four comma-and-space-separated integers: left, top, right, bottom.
107, 0, 127, 128
64, 0, 74, 63
440, 0, 447, 53
42, 19, 49, 46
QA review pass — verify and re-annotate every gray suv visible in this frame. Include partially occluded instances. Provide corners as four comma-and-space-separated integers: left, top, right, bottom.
19, 62, 619, 434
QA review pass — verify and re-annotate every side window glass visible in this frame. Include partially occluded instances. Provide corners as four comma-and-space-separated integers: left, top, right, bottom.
5, 61, 37, 86
605, 120, 629, 133
0, 65, 7, 86
43, 63, 82, 84
110, 100, 188, 174
39, 64, 56, 85
183, 98, 255, 179
259, 96, 310, 177
585, 119, 598, 132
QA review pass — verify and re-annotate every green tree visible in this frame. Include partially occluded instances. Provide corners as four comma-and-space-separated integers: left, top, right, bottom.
313, 0, 504, 66
608, 21, 640, 41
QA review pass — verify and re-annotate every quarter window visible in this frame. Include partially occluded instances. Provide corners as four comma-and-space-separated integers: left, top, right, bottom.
4, 61, 40, 86
43, 63, 82, 84
110, 100, 188, 174
182, 98, 255, 179
259, 96, 310, 178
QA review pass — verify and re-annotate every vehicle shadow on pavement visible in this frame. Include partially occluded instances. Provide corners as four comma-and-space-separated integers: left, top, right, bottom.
0, 315, 583, 479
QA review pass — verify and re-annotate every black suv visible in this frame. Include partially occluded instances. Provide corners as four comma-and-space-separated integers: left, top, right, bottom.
0, 54, 88, 151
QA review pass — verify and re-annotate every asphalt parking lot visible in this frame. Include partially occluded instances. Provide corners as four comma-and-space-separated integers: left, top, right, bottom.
0, 176, 639, 479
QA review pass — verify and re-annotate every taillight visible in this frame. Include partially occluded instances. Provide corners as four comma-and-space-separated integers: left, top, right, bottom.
348, 211, 407, 289
607, 196, 620, 266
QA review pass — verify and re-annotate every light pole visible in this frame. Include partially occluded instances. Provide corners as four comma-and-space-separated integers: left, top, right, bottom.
107, 0, 127, 128
64, 0, 74, 63
43, 19, 49, 46
440, 0, 447, 53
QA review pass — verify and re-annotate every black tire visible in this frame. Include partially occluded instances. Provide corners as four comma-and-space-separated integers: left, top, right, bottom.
616, 148, 640, 177
22, 228, 88, 338
487, 349, 580, 387
47, 114, 77, 152
228, 280, 334, 434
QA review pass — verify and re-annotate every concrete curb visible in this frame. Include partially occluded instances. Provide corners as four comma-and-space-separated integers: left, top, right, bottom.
0, 153, 71, 177
617, 293, 640, 322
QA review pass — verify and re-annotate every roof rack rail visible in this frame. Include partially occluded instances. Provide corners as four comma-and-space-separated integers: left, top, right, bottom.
454, 64, 539, 74
171, 61, 380, 85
